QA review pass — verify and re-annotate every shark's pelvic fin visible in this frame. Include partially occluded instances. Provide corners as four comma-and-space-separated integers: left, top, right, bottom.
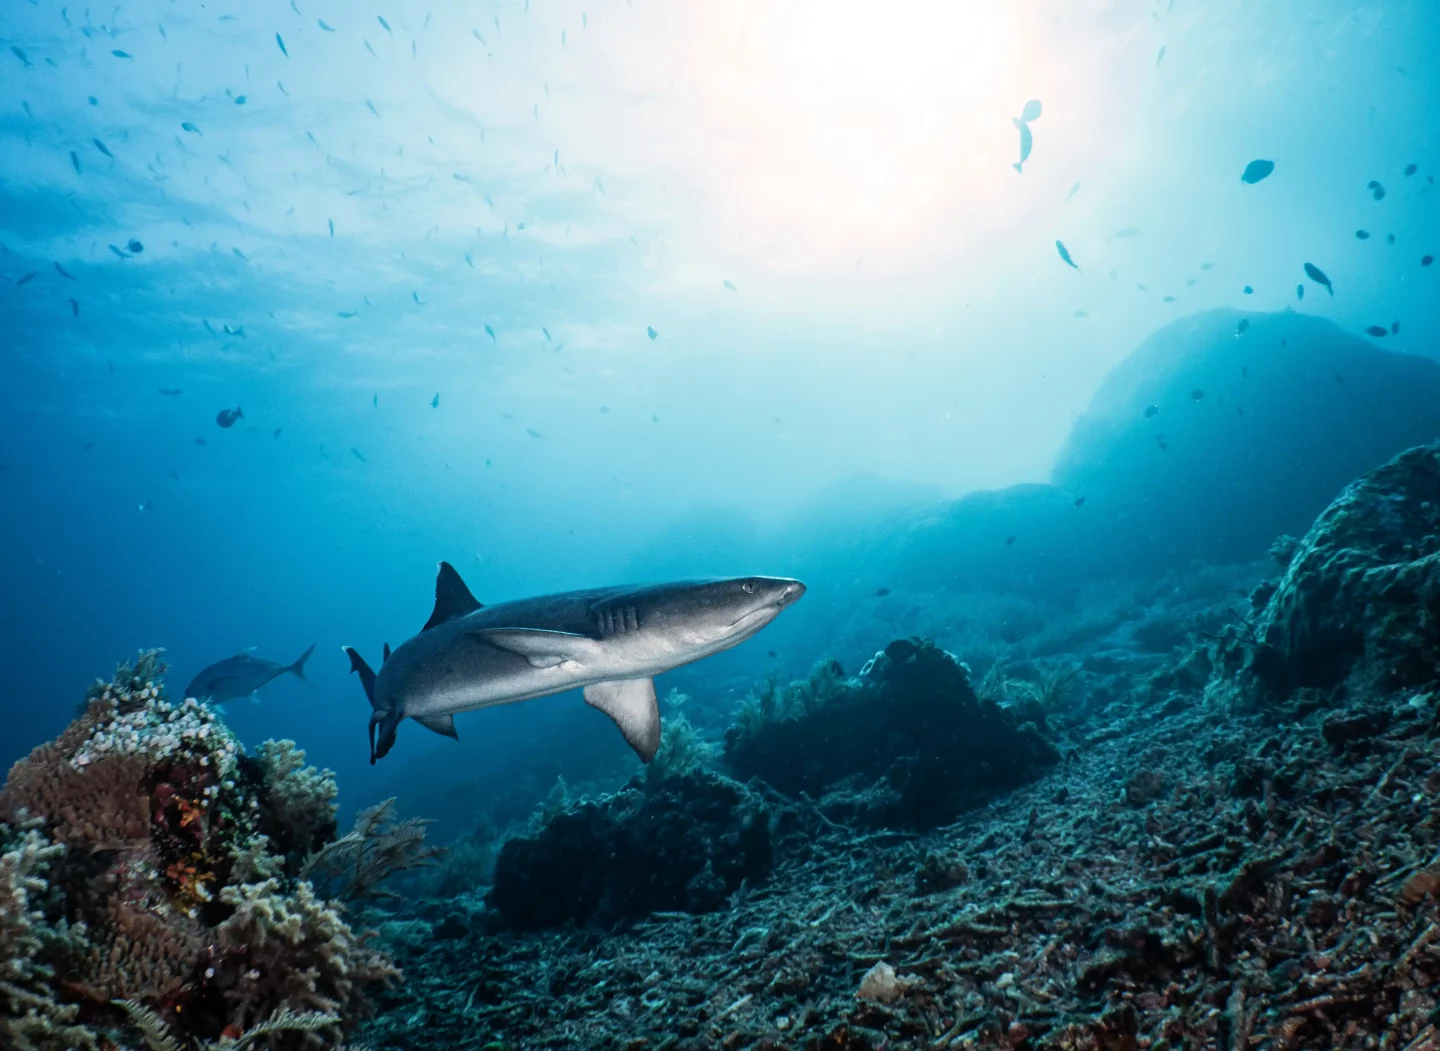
473, 627, 600, 669
584, 678, 660, 762
423, 561, 484, 631
413, 712, 458, 739
382, 642, 391, 663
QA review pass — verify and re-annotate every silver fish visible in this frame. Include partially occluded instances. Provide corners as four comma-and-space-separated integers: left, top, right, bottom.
186, 645, 315, 703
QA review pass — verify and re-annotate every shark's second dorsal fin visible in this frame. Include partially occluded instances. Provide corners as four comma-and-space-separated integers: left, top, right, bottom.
423, 561, 483, 631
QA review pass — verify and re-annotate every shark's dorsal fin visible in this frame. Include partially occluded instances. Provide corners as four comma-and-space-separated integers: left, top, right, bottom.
423, 561, 483, 631
584, 678, 660, 762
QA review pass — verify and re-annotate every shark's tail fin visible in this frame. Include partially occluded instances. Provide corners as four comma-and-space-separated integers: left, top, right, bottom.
288, 643, 316, 681
343, 646, 401, 764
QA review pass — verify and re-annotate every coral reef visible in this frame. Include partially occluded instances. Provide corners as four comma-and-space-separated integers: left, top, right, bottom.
1, 821, 96, 1051
0, 651, 408, 1049
1214, 442, 1440, 710
724, 639, 1059, 828
487, 769, 775, 930
249, 740, 339, 871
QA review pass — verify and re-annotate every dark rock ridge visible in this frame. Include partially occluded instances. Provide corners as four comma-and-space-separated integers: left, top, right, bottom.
487, 770, 773, 931
1220, 441, 1440, 706
1054, 309, 1440, 569
723, 638, 1059, 828
896, 310, 1440, 590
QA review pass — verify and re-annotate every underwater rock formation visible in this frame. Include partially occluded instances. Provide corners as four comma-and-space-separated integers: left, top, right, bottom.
0, 651, 404, 1050
1217, 441, 1440, 706
488, 769, 773, 930
1053, 309, 1440, 570
724, 638, 1059, 828
897, 310, 1440, 591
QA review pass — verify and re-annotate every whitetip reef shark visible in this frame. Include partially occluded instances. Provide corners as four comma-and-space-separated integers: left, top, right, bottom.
344, 563, 806, 764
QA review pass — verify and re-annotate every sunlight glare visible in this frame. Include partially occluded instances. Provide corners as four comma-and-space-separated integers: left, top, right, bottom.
680, 1, 1043, 273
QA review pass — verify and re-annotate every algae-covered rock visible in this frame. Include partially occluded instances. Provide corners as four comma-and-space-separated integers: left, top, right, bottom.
724, 638, 1059, 828
1234, 442, 1440, 703
487, 770, 772, 930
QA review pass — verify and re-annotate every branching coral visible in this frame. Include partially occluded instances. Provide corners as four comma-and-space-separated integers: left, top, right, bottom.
114, 997, 340, 1051
215, 878, 399, 1030
250, 740, 338, 871
302, 798, 439, 903
733, 658, 853, 736
1007, 660, 1084, 720
645, 713, 717, 787
0, 821, 97, 1051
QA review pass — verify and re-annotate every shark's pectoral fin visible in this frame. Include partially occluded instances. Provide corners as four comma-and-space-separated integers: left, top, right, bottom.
423, 561, 484, 631
584, 678, 660, 762
413, 712, 458, 739
472, 628, 601, 669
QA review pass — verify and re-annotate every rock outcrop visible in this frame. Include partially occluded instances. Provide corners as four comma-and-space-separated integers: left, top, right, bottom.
724, 638, 1059, 828
487, 770, 773, 931
1217, 442, 1440, 706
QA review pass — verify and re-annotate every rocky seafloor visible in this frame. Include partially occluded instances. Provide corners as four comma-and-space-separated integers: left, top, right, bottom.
7, 442, 1440, 1051
353, 443, 1440, 1051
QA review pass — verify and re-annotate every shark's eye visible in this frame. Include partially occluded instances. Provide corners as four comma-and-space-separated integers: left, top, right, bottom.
742, 581, 758, 594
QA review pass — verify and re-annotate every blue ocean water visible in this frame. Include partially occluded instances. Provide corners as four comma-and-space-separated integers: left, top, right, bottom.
1, 0, 1438, 835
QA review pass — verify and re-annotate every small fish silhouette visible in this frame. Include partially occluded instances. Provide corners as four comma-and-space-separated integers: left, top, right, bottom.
1241, 159, 1274, 184
1303, 262, 1333, 295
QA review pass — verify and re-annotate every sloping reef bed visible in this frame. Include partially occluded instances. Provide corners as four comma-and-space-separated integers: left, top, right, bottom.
359, 444, 1440, 1050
